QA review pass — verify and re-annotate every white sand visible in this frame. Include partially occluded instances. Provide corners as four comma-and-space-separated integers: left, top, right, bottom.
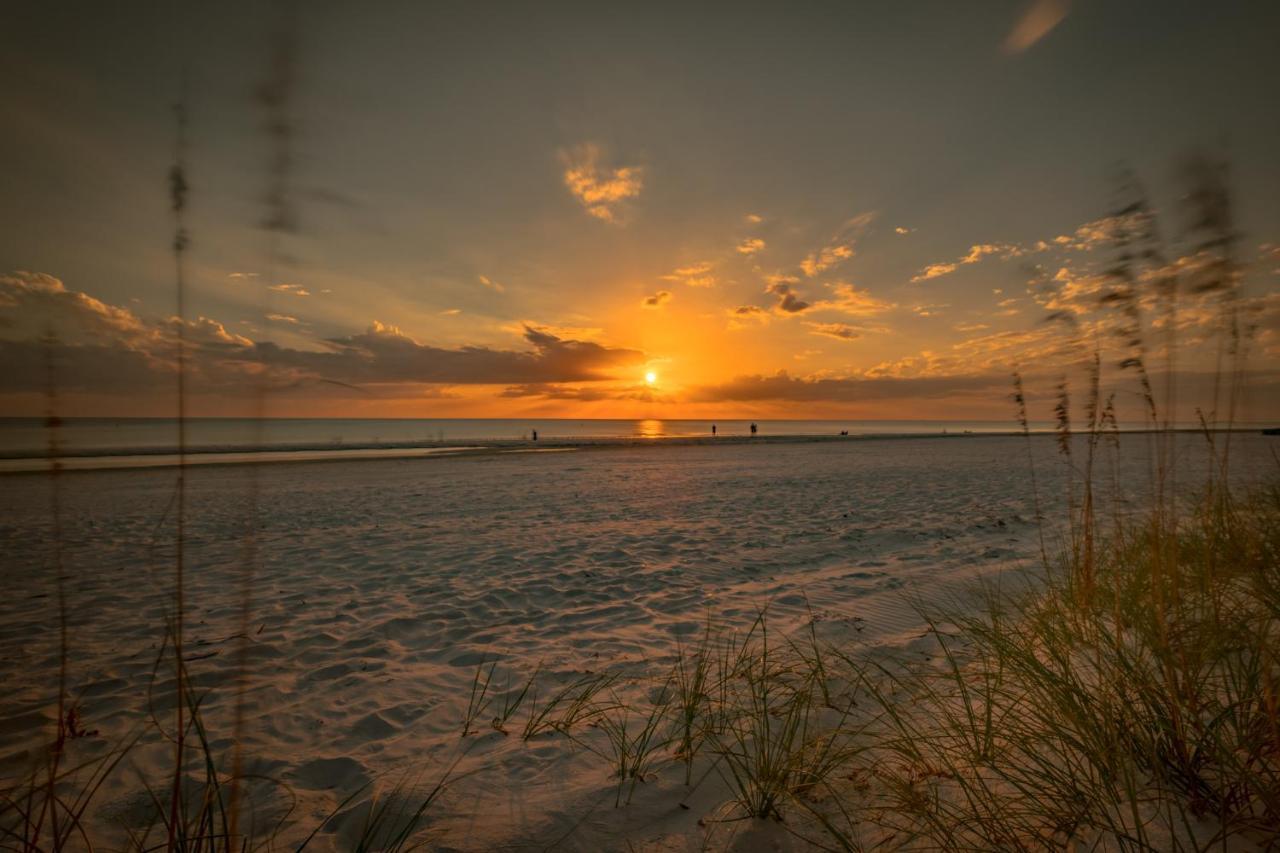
0, 434, 1273, 850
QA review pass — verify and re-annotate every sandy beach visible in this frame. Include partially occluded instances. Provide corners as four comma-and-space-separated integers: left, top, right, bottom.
1, 432, 1272, 850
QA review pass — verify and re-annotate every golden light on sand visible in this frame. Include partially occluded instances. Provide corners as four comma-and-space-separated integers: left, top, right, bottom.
644, 370, 657, 386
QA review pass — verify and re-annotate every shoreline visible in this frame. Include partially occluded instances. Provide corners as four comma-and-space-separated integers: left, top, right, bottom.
0, 427, 1271, 473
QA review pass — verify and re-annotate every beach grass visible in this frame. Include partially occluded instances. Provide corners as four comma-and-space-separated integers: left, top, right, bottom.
705, 615, 861, 823
798, 476, 1279, 850
786, 152, 1279, 850
671, 623, 716, 786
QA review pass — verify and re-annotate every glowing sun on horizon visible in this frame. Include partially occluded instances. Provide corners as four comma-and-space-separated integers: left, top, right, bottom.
644, 370, 657, 386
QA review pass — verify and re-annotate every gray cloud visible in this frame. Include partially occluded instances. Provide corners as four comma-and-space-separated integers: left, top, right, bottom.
765, 279, 811, 314
265, 322, 645, 385
497, 382, 661, 402
642, 290, 672, 308
690, 368, 1280, 420
0, 273, 644, 397
690, 370, 1008, 403
0, 339, 168, 394
727, 304, 771, 330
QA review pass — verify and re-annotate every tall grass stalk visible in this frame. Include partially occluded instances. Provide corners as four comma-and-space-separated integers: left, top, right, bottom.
166, 87, 192, 853
461, 657, 498, 736
524, 670, 618, 740
595, 680, 674, 807
228, 5, 299, 835
672, 624, 715, 785
495, 663, 540, 735
707, 617, 858, 821
1012, 371, 1048, 566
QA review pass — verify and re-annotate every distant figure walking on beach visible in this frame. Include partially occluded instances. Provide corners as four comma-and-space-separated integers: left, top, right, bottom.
711, 424, 717, 436
532, 428, 538, 442
750, 422, 758, 436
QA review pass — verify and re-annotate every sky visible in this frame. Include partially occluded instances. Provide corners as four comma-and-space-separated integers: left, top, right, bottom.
2, 0, 1278, 422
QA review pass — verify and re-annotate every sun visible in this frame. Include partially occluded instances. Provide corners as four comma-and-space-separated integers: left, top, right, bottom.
644, 370, 657, 386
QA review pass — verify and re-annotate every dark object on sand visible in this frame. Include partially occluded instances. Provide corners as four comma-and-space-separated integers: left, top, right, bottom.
712, 424, 717, 436
532, 429, 538, 441
750, 422, 758, 436
1264, 427, 1280, 436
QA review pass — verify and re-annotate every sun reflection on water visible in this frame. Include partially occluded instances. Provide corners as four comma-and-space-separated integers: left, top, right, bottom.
636, 419, 665, 439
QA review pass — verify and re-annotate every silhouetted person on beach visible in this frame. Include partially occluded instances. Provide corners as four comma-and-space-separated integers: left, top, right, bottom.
712, 424, 717, 436
532, 428, 538, 442
750, 422, 757, 436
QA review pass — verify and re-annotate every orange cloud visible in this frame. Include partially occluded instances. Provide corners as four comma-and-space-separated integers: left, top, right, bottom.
269, 283, 311, 296
911, 243, 1023, 282
800, 244, 853, 277
661, 263, 716, 287
911, 262, 959, 282
561, 143, 644, 223
820, 282, 896, 316
809, 322, 863, 341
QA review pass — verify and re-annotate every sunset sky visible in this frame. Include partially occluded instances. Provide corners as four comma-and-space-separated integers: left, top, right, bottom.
2, 1, 1278, 421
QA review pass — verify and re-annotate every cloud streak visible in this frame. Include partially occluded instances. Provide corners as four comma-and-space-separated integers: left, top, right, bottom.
1004, 0, 1069, 53
808, 322, 863, 341
661, 263, 716, 288
269, 283, 311, 296
727, 304, 770, 330
910, 215, 1128, 283
818, 282, 895, 316
800, 244, 853, 277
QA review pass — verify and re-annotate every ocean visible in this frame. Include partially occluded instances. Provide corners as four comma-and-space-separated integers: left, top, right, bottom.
0, 416, 1044, 458
1, 417, 1261, 472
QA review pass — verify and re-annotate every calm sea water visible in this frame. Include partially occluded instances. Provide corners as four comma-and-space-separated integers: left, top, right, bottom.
0, 417, 1044, 457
